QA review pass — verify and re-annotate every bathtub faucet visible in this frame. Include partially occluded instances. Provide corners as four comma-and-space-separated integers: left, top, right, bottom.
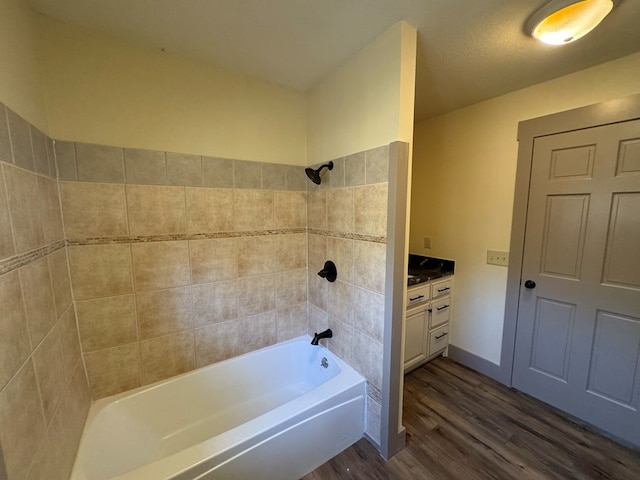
311, 329, 333, 345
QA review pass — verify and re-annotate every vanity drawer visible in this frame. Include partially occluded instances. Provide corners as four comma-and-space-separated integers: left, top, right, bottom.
431, 278, 452, 299
406, 284, 430, 308
430, 296, 451, 328
428, 324, 449, 355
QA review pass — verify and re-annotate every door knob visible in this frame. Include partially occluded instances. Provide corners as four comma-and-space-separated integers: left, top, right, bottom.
524, 280, 536, 289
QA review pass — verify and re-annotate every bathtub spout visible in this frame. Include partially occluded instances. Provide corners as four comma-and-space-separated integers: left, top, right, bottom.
311, 329, 333, 345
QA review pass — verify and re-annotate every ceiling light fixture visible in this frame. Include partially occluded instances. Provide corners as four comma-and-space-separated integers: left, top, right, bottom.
527, 0, 614, 45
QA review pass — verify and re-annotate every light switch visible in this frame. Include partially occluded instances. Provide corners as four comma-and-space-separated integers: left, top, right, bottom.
487, 250, 509, 266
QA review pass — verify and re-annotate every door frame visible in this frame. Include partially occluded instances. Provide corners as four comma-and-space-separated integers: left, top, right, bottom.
499, 93, 640, 385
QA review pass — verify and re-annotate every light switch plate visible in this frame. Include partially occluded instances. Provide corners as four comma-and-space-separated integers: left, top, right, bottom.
423, 237, 431, 249
487, 250, 509, 266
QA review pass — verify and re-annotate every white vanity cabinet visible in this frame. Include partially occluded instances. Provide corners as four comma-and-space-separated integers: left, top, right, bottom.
403, 276, 453, 373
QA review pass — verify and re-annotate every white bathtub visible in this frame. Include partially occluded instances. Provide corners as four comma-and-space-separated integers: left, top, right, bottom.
70, 336, 366, 480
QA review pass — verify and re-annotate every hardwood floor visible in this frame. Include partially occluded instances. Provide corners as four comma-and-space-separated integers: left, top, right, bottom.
303, 357, 640, 479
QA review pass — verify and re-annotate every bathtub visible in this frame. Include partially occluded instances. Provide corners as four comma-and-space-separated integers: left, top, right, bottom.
70, 336, 366, 480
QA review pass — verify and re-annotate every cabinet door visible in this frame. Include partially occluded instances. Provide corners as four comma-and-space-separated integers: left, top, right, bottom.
404, 308, 428, 371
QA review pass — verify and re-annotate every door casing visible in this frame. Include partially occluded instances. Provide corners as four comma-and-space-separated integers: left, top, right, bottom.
499, 93, 640, 386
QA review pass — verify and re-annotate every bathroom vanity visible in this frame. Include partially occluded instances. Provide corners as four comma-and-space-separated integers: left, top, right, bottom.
404, 255, 454, 373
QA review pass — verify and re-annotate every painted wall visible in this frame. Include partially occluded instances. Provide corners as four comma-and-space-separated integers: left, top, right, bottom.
307, 22, 416, 165
0, 0, 48, 132
37, 17, 307, 165
410, 52, 640, 365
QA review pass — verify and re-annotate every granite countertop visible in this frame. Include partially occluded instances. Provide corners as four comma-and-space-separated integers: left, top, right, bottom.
407, 254, 455, 287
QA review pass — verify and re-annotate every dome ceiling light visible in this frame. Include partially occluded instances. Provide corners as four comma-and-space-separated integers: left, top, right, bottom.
527, 0, 615, 45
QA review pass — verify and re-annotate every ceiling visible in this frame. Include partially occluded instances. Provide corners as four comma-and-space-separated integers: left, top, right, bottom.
28, 0, 640, 121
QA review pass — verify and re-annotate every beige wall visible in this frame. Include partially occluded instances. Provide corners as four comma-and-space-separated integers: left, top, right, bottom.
0, 0, 48, 132
307, 22, 416, 165
38, 17, 307, 165
411, 52, 640, 364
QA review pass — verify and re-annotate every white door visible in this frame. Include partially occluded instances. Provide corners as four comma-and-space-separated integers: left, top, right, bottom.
512, 119, 640, 446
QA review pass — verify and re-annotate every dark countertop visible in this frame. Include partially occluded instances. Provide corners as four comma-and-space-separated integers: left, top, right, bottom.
408, 254, 455, 287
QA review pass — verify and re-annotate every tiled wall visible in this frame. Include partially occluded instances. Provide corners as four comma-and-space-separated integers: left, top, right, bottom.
305, 146, 389, 446
0, 103, 90, 480
56, 141, 309, 399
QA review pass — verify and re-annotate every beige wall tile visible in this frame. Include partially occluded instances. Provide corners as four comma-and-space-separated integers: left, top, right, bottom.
234, 190, 274, 231
30, 127, 49, 176
365, 145, 389, 184
166, 152, 202, 186
48, 248, 72, 318
4, 164, 44, 252
329, 158, 345, 188
328, 316, 354, 364
68, 244, 133, 300
126, 185, 186, 236
185, 187, 233, 234
19, 257, 56, 346
6, 109, 33, 170
277, 233, 307, 271
354, 183, 388, 237
327, 280, 354, 325
274, 190, 306, 229
237, 274, 276, 317
61, 182, 128, 238
0, 166, 16, 259
84, 343, 141, 399
352, 331, 383, 390
38, 176, 64, 243
189, 238, 237, 284
195, 312, 276, 367
327, 187, 354, 234
53, 141, 77, 181
76, 294, 138, 351
137, 286, 193, 339
0, 104, 12, 163
124, 148, 166, 185
284, 165, 307, 191
262, 163, 286, 190
238, 235, 278, 277
354, 286, 385, 342
0, 360, 47, 480
276, 269, 307, 309
140, 331, 195, 384
32, 328, 66, 423
307, 233, 327, 273
57, 308, 82, 381
307, 303, 329, 339
308, 272, 327, 311
326, 237, 354, 284
307, 190, 327, 230
75, 143, 125, 183
233, 160, 262, 189
131, 241, 189, 292
277, 303, 307, 341
345, 151, 366, 186
202, 157, 233, 188
0, 271, 30, 391
46, 137, 57, 179
353, 241, 386, 294
192, 280, 237, 327
27, 361, 91, 480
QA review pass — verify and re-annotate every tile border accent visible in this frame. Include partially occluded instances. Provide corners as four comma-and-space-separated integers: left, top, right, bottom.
66, 228, 307, 246
0, 240, 66, 275
307, 228, 386, 244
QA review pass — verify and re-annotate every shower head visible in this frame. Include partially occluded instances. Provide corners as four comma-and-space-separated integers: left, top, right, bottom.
305, 161, 334, 185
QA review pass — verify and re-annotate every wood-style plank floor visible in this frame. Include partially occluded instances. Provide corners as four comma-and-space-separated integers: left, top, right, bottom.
303, 357, 640, 479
